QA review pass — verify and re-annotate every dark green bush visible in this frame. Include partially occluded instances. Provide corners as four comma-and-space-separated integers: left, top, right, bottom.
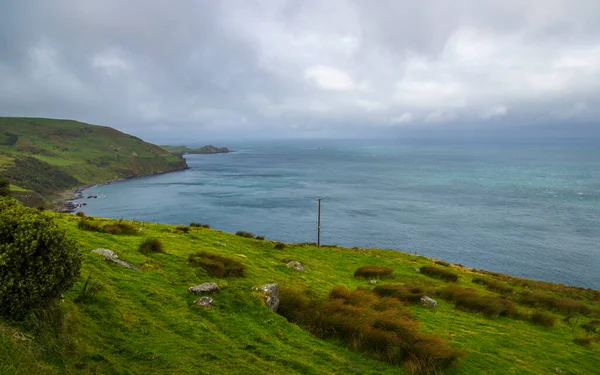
188, 251, 245, 277
354, 265, 394, 279
274, 242, 286, 250
77, 218, 103, 232
202, 224, 210, 229
0, 177, 10, 197
0, 198, 82, 319
573, 337, 593, 346
278, 286, 463, 374
235, 231, 256, 238
420, 266, 459, 282
75, 211, 86, 217
138, 238, 165, 254
256, 235, 265, 240
530, 311, 557, 328
175, 225, 190, 233
189, 222, 202, 227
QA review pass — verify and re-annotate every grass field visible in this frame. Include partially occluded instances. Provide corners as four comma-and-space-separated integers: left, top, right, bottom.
1, 214, 598, 374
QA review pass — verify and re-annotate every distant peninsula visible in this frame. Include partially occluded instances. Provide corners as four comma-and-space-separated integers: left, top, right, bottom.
160, 145, 231, 156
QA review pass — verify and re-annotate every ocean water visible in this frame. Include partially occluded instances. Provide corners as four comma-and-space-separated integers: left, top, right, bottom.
74, 139, 600, 289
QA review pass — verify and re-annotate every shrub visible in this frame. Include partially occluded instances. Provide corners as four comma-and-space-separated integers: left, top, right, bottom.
202, 224, 210, 229
472, 277, 514, 295
77, 218, 103, 232
188, 252, 245, 277
434, 260, 450, 267
75, 211, 86, 217
354, 265, 394, 279
138, 238, 165, 254
573, 337, 593, 346
256, 235, 265, 240
274, 243, 286, 250
175, 225, 190, 233
530, 311, 557, 328
519, 291, 591, 316
103, 222, 138, 235
0, 177, 9, 197
278, 286, 463, 374
0, 198, 82, 319
235, 231, 255, 238
189, 222, 202, 227
581, 320, 600, 336
438, 286, 521, 319
373, 283, 431, 304
420, 266, 459, 282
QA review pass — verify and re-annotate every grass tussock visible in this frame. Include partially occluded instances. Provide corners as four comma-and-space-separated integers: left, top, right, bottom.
354, 265, 394, 279
434, 261, 450, 267
102, 222, 138, 235
472, 277, 514, 295
235, 231, 256, 239
420, 266, 459, 283
438, 286, 522, 319
519, 292, 591, 316
373, 283, 433, 304
138, 238, 165, 254
175, 225, 190, 233
74, 276, 103, 303
75, 211, 86, 217
530, 311, 557, 328
188, 251, 246, 278
77, 219, 103, 232
278, 286, 463, 375
274, 243, 286, 250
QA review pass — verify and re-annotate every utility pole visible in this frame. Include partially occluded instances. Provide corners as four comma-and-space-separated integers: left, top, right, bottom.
317, 197, 322, 247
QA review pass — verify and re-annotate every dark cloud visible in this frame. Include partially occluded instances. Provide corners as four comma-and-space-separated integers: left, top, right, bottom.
1, 0, 599, 141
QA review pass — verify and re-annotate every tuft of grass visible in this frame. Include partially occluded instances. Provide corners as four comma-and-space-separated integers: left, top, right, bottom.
74, 276, 103, 303
102, 222, 138, 235
188, 251, 246, 277
274, 243, 286, 250
278, 286, 463, 375
75, 211, 86, 217
189, 222, 202, 227
138, 238, 165, 254
519, 291, 591, 316
354, 265, 394, 279
373, 283, 432, 304
175, 225, 190, 233
77, 219, 103, 232
438, 286, 523, 319
235, 231, 256, 238
420, 266, 459, 282
255, 235, 265, 240
472, 277, 514, 295
434, 260, 450, 267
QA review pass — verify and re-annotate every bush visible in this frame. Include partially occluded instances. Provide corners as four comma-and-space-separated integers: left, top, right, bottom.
278, 286, 463, 374
530, 311, 557, 328
77, 218, 103, 232
75, 211, 86, 217
519, 291, 591, 316
438, 286, 521, 319
573, 337, 593, 346
235, 231, 256, 238
189, 222, 202, 227
0, 177, 9, 197
256, 235, 265, 240
0, 198, 82, 319
188, 252, 245, 277
103, 222, 138, 235
472, 277, 514, 295
274, 243, 286, 250
420, 266, 459, 282
373, 283, 431, 304
434, 260, 450, 267
202, 224, 210, 229
354, 265, 394, 279
175, 225, 190, 233
138, 238, 165, 254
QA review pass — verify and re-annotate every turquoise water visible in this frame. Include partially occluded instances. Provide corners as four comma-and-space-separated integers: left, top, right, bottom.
75, 139, 600, 289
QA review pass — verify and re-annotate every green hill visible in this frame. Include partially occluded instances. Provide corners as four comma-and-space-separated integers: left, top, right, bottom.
161, 145, 231, 156
1, 212, 598, 374
0, 117, 188, 205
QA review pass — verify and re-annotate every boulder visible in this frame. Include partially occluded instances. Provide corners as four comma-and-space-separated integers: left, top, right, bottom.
112, 259, 140, 271
420, 295, 437, 308
286, 261, 306, 272
260, 283, 280, 312
188, 282, 220, 295
193, 296, 213, 307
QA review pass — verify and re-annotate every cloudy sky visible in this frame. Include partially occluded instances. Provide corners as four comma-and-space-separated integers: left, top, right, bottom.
1, 0, 599, 141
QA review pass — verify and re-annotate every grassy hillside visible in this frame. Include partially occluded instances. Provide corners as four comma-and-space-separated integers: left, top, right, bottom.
1, 213, 598, 374
161, 145, 231, 156
0, 117, 187, 202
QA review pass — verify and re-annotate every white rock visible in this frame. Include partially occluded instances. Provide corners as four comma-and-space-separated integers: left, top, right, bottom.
286, 261, 306, 272
260, 284, 280, 312
420, 295, 437, 308
188, 282, 220, 294
194, 296, 213, 307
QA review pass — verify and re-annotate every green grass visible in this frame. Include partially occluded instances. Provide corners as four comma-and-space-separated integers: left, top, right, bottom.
0, 117, 187, 203
1, 215, 598, 374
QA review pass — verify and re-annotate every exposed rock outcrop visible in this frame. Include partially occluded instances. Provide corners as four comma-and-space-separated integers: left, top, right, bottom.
286, 261, 306, 272
420, 295, 437, 308
260, 284, 280, 312
92, 248, 139, 270
188, 282, 220, 294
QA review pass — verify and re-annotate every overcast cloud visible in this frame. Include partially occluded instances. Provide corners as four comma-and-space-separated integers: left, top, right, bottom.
1, 0, 599, 141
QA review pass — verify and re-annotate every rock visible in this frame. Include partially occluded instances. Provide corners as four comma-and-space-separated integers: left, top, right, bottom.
193, 296, 213, 307
188, 282, 220, 294
420, 295, 437, 308
415, 268, 421, 273
555, 368, 562, 374
215, 242, 226, 247
286, 261, 306, 272
260, 283, 280, 312
91, 248, 139, 270
92, 248, 118, 260
370, 280, 377, 285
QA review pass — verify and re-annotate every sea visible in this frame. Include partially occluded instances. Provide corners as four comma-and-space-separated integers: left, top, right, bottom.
73, 139, 600, 289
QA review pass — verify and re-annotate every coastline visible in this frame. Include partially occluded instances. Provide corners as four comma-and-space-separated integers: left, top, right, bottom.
54, 166, 189, 213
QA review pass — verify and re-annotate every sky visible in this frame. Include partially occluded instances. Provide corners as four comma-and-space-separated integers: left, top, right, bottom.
1, 0, 599, 142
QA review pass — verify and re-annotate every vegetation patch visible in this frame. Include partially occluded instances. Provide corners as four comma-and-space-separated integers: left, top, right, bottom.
175, 225, 190, 233
188, 251, 246, 277
373, 283, 432, 304
530, 311, 557, 328
77, 219, 103, 232
102, 222, 138, 235
274, 242, 286, 250
420, 266, 459, 282
138, 238, 165, 254
518, 291, 591, 316
438, 286, 523, 319
278, 285, 464, 375
354, 265, 394, 279
472, 277, 514, 295
235, 231, 256, 239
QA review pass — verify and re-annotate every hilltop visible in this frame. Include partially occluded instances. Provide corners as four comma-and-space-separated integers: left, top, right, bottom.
0, 117, 188, 206
161, 144, 231, 156
1, 210, 598, 374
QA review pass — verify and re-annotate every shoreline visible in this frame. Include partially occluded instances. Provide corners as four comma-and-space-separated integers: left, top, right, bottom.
54, 167, 189, 213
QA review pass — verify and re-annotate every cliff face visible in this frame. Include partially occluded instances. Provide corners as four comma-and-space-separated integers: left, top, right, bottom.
0, 117, 188, 203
